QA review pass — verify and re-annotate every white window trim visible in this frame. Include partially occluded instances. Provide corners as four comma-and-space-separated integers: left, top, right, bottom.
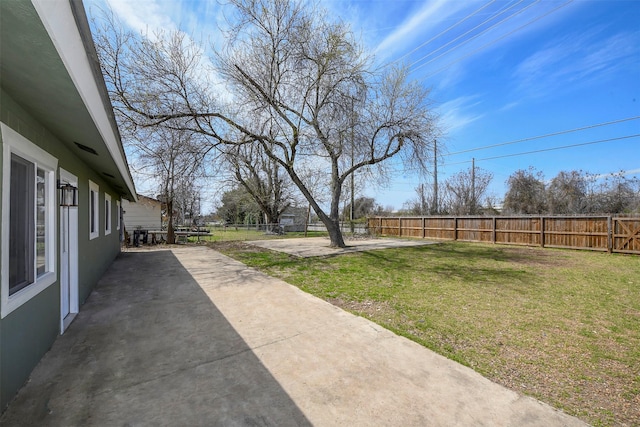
1, 123, 57, 319
89, 180, 99, 240
116, 200, 121, 230
105, 193, 112, 235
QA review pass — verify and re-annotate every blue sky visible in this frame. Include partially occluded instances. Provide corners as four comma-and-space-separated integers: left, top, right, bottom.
88, 0, 640, 211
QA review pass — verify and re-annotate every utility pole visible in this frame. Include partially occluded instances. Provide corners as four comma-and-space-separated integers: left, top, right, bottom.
471, 157, 476, 215
304, 203, 311, 237
350, 167, 355, 231
433, 139, 438, 215
350, 128, 355, 233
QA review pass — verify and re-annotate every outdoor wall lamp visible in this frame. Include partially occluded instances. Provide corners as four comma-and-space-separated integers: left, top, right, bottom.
58, 181, 78, 207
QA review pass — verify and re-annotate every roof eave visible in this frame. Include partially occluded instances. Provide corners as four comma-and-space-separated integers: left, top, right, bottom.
31, 0, 137, 202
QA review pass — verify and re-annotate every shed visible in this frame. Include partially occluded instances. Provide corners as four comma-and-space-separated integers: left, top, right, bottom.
279, 207, 308, 232
122, 195, 162, 231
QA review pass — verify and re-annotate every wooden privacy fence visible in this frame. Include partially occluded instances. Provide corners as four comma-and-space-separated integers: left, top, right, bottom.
367, 216, 640, 255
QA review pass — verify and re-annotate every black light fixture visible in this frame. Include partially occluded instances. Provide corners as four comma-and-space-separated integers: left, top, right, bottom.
58, 181, 78, 207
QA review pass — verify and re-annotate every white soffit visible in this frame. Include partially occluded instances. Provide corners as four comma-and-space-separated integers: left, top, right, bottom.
31, 0, 137, 201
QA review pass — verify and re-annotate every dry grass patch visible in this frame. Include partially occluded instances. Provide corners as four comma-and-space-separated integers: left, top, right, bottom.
327, 298, 396, 319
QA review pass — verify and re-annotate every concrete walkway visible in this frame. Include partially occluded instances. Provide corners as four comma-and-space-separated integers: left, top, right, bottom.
1, 246, 587, 426
246, 236, 437, 258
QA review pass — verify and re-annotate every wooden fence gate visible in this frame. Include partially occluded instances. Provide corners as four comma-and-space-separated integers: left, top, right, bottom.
613, 218, 640, 254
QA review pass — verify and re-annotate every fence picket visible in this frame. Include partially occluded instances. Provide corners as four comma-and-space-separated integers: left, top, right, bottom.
367, 215, 640, 255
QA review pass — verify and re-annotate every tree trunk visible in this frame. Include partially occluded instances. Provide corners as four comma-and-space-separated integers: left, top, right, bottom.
326, 168, 346, 248
307, 203, 346, 247
324, 217, 346, 248
265, 211, 279, 233
167, 199, 175, 244
304, 203, 310, 237
284, 166, 347, 247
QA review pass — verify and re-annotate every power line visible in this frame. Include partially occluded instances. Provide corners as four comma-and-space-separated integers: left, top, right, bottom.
444, 134, 640, 166
419, 0, 573, 78
445, 116, 640, 156
387, 133, 638, 187
409, 0, 533, 71
391, 0, 499, 66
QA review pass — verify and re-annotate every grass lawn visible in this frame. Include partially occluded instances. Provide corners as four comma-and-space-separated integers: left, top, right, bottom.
213, 240, 640, 427
186, 227, 327, 243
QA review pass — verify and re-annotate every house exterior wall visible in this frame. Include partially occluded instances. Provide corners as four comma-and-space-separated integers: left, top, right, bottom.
122, 197, 163, 231
0, 89, 122, 409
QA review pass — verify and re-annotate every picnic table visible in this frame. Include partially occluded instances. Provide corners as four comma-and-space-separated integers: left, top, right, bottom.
146, 228, 210, 244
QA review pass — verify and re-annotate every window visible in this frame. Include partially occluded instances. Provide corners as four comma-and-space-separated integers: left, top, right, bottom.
2, 123, 57, 318
105, 193, 111, 235
9, 154, 34, 294
89, 180, 99, 240
116, 200, 121, 230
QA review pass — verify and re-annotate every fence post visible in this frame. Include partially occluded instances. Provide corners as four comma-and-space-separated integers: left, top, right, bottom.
368, 215, 639, 254
454, 217, 458, 241
608, 216, 613, 254
492, 217, 497, 244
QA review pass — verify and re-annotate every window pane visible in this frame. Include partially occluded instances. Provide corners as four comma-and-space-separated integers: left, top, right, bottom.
9, 154, 34, 295
105, 199, 110, 231
36, 168, 46, 276
90, 190, 96, 233
89, 181, 99, 240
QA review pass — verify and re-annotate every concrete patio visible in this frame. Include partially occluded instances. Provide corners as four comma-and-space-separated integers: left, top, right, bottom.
1, 245, 587, 426
245, 236, 437, 257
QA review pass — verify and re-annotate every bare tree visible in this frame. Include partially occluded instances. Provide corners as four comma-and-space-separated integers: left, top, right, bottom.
127, 126, 208, 243
442, 166, 493, 215
224, 143, 296, 230
173, 178, 203, 227
93, 0, 439, 247
402, 184, 433, 215
585, 171, 640, 214
218, 186, 261, 225
503, 167, 547, 215
341, 196, 378, 220
547, 170, 587, 214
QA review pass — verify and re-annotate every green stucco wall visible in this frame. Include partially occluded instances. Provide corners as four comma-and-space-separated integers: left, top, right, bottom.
1, 89, 123, 410
0, 98, 2, 412
0, 285, 59, 408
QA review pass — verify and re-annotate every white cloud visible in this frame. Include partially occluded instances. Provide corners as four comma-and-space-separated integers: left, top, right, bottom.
106, 0, 176, 37
101, 0, 231, 102
105, 0, 226, 47
591, 168, 640, 180
428, 60, 465, 91
436, 95, 484, 133
513, 27, 639, 97
497, 101, 520, 113
403, 1, 583, 87
375, 0, 466, 59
